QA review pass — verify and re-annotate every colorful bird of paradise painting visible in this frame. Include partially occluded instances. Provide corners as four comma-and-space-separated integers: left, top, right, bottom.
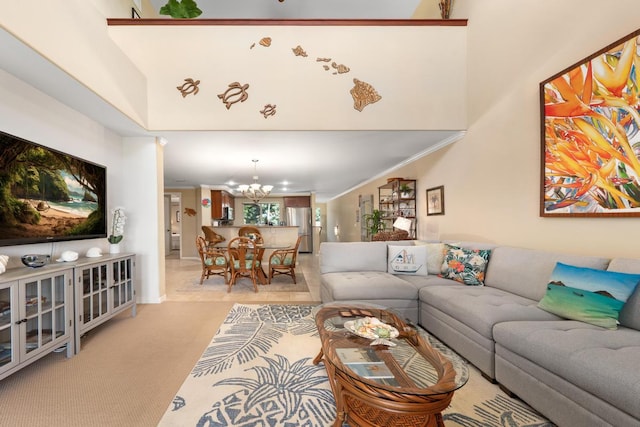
542, 30, 640, 216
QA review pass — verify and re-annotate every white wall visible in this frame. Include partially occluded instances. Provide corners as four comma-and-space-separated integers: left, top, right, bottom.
328, 0, 640, 259
0, 69, 125, 265
0, 69, 163, 302
121, 137, 165, 303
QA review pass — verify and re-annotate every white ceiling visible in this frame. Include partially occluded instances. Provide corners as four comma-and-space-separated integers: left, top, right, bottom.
1, 3, 464, 202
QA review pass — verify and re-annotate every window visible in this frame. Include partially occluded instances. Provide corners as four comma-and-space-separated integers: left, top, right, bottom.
243, 202, 281, 225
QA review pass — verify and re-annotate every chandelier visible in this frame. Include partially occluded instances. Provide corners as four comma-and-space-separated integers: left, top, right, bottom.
237, 159, 274, 203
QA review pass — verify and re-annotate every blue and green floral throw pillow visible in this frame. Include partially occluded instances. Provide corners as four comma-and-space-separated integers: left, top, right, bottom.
439, 245, 491, 286
538, 262, 640, 329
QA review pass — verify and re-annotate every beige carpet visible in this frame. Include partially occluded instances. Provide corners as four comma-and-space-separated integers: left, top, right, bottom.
176, 262, 309, 293
0, 301, 235, 427
158, 303, 553, 426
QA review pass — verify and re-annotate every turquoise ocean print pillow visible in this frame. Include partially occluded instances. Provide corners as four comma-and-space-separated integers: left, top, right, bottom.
538, 262, 640, 329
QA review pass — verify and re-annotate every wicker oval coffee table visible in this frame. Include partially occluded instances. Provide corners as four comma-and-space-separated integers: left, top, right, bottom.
312, 304, 468, 427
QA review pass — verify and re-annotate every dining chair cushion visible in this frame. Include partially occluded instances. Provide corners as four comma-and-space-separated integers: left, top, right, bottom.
233, 260, 261, 269
205, 257, 227, 267
271, 256, 294, 266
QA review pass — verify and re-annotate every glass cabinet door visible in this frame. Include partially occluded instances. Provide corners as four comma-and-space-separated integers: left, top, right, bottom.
112, 258, 134, 312
80, 264, 108, 327
20, 271, 69, 359
0, 284, 15, 371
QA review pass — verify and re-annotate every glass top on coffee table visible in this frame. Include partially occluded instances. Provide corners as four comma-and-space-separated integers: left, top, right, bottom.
312, 303, 469, 395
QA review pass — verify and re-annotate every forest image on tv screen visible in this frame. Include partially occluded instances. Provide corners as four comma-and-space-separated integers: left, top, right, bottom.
0, 131, 106, 245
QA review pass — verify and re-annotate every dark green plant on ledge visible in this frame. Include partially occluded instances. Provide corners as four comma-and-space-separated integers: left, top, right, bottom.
159, 0, 202, 18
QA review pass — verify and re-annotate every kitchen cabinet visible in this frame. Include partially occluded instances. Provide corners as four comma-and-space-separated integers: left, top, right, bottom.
211, 190, 234, 219
378, 178, 417, 238
283, 196, 311, 208
0, 268, 74, 381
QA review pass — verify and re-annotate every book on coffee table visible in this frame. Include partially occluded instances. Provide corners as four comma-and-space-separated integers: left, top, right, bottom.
336, 347, 381, 364
346, 361, 395, 379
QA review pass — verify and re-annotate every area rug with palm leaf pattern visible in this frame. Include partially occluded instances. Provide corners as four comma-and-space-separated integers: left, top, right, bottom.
158, 304, 554, 427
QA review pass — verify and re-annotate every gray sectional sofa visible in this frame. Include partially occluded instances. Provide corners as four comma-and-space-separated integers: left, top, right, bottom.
319, 240, 640, 427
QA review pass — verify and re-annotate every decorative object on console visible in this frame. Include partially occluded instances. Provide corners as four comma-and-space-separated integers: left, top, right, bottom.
57, 251, 78, 262
237, 160, 273, 203
426, 185, 445, 216
159, 0, 202, 18
540, 28, 640, 217
86, 247, 102, 258
20, 254, 51, 268
538, 262, 640, 329
0, 255, 8, 274
107, 207, 126, 254
440, 244, 491, 286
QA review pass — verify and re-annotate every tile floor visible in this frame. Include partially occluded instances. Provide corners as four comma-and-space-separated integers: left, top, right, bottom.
164, 250, 323, 303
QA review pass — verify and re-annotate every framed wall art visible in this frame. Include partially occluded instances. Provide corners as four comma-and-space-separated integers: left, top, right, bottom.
426, 186, 445, 216
540, 28, 640, 217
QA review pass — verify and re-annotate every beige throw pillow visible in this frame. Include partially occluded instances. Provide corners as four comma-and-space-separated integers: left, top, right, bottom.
414, 241, 446, 274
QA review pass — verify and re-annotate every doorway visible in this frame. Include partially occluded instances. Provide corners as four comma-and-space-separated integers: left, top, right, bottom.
164, 193, 182, 257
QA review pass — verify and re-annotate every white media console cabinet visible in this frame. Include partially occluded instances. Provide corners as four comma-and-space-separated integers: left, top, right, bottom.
0, 253, 136, 381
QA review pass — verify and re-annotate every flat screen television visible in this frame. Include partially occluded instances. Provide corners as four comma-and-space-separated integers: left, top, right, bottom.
0, 130, 107, 246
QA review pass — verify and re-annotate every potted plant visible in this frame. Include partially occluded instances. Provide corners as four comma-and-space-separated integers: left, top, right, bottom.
399, 183, 413, 198
159, 0, 202, 18
362, 209, 385, 238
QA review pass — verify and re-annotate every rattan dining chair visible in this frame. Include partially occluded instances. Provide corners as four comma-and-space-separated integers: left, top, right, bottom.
201, 226, 226, 248
268, 235, 303, 284
196, 236, 229, 285
238, 226, 263, 244
227, 236, 262, 293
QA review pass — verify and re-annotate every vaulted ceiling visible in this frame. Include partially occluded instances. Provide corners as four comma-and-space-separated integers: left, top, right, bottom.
1, 2, 466, 202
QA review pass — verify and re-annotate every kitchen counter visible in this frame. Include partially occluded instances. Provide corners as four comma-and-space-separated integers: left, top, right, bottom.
210, 226, 299, 249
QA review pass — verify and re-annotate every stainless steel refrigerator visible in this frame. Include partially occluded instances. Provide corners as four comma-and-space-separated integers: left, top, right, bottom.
285, 207, 313, 253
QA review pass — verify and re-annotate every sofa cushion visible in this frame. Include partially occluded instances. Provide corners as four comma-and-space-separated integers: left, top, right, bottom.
538, 263, 640, 329
413, 242, 446, 274
484, 246, 610, 301
493, 320, 640, 420
387, 245, 427, 276
439, 244, 491, 286
419, 285, 560, 340
396, 274, 459, 290
609, 258, 640, 331
321, 271, 419, 301
319, 242, 389, 273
